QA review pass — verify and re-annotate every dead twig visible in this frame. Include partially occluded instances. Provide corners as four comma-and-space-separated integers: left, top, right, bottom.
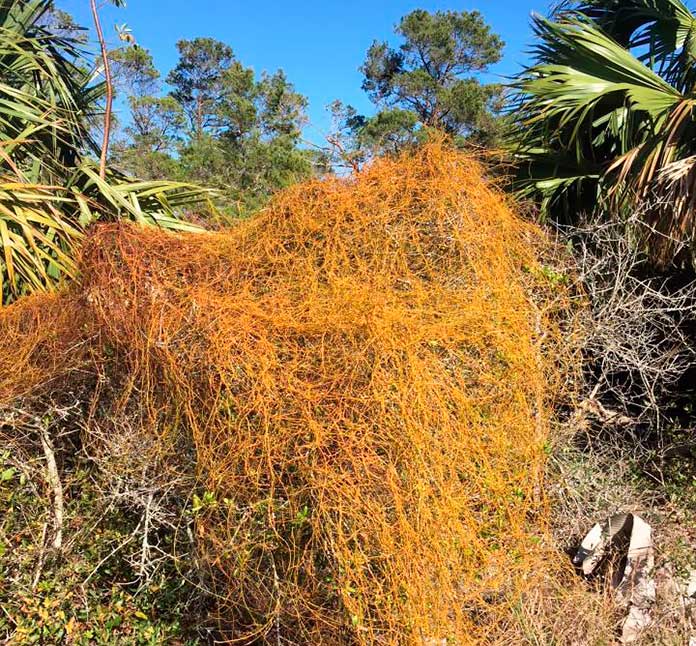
39, 420, 63, 551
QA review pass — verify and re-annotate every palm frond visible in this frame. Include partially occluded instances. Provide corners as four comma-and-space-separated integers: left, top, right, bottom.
523, 16, 680, 112
557, 0, 696, 90
0, 179, 80, 299
0, 0, 213, 304
509, 2, 696, 266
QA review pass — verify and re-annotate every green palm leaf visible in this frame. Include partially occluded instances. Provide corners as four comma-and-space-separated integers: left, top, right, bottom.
0, 0, 213, 304
509, 2, 696, 265
560, 0, 696, 91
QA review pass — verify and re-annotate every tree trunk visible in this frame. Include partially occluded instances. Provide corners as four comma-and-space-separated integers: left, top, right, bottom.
196, 93, 203, 141
90, 0, 113, 179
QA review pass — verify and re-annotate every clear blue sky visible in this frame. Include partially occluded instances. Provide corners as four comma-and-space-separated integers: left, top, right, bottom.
61, 0, 548, 144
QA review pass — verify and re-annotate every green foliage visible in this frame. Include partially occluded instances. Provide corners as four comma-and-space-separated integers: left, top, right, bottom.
0, 0, 210, 304
509, 0, 696, 265
120, 40, 315, 218
176, 131, 313, 218
357, 108, 420, 152
335, 101, 421, 149
167, 37, 235, 138
348, 9, 504, 153
327, 101, 424, 168
113, 96, 186, 180
111, 36, 315, 219
0, 453, 200, 645
110, 45, 160, 96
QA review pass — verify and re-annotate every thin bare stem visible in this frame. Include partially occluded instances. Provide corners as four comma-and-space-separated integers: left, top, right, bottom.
90, 0, 112, 179
39, 423, 63, 551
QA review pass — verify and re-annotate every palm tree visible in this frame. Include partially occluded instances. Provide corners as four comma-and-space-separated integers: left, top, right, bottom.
0, 0, 209, 304
509, 0, 696, 267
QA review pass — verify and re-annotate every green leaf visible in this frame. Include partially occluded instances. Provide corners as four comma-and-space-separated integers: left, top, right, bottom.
1, 467, 16, 482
